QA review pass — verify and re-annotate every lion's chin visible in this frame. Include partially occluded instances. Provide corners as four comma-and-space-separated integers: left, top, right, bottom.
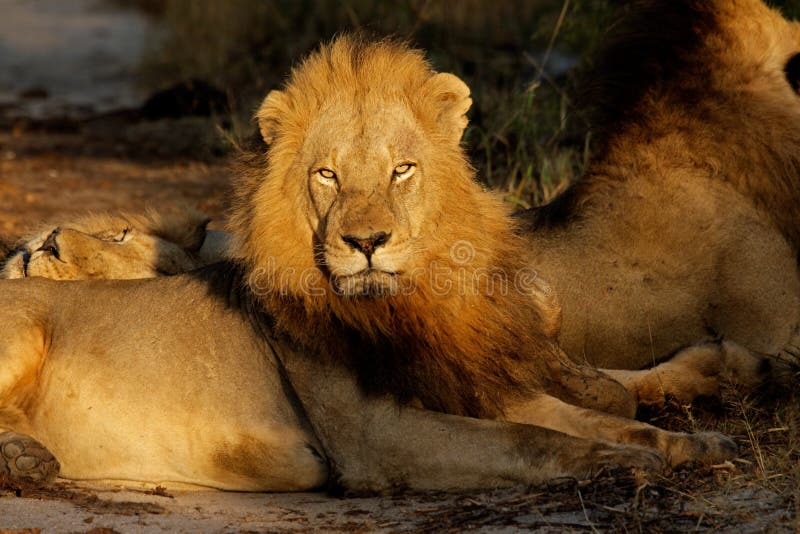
333, 270, 400, 297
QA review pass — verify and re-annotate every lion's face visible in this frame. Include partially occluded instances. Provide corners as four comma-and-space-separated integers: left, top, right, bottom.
300, 100, 435, 295
1, 210, 222, 280
242, 38, 475, 298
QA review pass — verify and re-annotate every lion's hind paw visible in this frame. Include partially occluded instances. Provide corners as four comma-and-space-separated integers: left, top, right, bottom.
0, 431, 60, 486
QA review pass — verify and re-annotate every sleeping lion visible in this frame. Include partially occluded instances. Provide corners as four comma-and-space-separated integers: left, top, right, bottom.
1, 208, 228, 280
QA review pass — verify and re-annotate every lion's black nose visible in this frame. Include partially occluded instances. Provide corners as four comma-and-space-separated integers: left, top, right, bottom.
342, 231, 391, 258
38, 227, 61, 259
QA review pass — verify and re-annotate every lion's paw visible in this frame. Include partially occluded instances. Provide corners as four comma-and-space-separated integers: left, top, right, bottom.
592, 443, 665, 475
667, 431, 738, 467
0, 431, 60, 485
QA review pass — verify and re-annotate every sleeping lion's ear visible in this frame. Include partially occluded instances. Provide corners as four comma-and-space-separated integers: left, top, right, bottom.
256, 90, 289, 145
421, 72, 472, 143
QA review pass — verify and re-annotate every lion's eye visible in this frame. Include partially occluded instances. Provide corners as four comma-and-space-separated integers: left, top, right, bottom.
316, 168, 338, 186
393, 163, 416, 182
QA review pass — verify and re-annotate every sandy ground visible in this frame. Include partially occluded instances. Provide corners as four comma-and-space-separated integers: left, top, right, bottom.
0, 130, 798, 533
1, 466, 797, 533
1, 471, 794, 533
0, 131, 229, 242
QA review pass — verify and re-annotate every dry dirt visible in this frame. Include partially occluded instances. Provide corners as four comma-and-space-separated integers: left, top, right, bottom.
0, 130, 229, 243
1, 467, 794, 533
0, 130, 798, 533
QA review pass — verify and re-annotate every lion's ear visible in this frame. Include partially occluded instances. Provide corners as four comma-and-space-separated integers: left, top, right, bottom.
256, 90, 289, 145
421, 73, 472, 143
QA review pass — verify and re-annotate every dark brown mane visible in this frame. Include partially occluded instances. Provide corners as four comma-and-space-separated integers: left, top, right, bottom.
328, 245, 561, 418
523, 0, 719, 230
574, 0, 718, 144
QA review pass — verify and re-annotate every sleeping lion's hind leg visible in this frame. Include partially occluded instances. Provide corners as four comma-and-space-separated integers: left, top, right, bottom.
504, 393, 737, 468
601, 340, 768, 408
0, 310, 60, 486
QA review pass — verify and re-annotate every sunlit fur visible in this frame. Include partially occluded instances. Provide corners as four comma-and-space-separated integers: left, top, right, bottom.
229, 36, 565, 418
561, 0, 800, 244
521, 0, 800, 372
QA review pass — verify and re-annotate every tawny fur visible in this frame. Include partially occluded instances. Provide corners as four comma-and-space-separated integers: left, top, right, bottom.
0, 207, 216, 280
229, 36, 571, 418
519, 0, 800, 372
566, 0, 800, 248
0, 29, 744, 492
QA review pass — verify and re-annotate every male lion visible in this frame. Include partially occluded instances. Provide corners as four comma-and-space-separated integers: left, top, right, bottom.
517, 0, 800, 406
0, 36, 735, 492
0, 208, 228, 280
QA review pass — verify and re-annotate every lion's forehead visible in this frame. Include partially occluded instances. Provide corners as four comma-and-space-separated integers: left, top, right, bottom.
305, 98, 424, 165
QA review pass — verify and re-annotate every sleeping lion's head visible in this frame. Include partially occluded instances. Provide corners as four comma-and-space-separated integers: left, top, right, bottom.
230, 35, 561, 416
1, 209, 225, 280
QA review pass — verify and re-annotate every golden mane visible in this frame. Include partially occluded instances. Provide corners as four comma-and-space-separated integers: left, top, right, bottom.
229, 36, 567, 418
534, 0, 800, 249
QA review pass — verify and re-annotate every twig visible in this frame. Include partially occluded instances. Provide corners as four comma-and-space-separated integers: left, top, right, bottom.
577, 487, 600, 534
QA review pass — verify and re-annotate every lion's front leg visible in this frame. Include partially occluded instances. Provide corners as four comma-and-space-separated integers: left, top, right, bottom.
504, 393, 737, 468
283, 360, 664, 492
548, 355, 638, 418
322, 403, 666, 493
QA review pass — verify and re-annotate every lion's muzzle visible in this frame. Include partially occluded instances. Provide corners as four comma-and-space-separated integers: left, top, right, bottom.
341, 231, 391, 260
